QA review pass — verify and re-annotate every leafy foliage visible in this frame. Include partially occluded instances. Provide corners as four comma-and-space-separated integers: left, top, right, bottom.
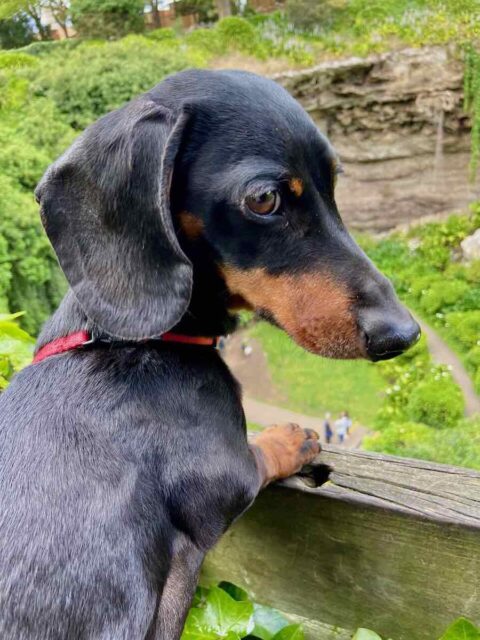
350, 618, 480, 640
284, 0, 334, 33
439, 618, 480, 640
406, 375, 464, 428
181, 582, 304, 640
0, 312, 34, 388
362, 205, 480, 470
181, 582, 478, 640
30, 36, 199, 129
0, 54, 71, 333
0, 13, 34, 49
464, 44, 480, 179
176, 0, 217, 22
70, 0, 146, 39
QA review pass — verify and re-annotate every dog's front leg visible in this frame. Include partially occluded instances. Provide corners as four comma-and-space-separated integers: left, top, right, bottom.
249, 423, 320, 488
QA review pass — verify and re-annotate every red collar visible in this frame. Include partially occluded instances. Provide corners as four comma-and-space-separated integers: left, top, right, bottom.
33, 330, 219, 364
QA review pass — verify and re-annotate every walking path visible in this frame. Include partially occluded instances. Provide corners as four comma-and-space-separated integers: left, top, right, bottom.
224, 316, 480, 448
224, 332, 368, 449
243, 396, 368, 448
415, 318, 480, 417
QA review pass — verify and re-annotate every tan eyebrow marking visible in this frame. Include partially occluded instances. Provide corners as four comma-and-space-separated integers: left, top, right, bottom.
289, 178, 304, 197
178, 211, 204, 239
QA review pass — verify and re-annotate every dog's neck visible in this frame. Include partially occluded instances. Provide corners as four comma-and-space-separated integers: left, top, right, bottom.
37, 290, 97, 349
37, 279, 238, 349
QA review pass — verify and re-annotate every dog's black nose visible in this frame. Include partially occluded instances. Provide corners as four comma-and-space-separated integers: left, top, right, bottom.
361, 314, 421, 362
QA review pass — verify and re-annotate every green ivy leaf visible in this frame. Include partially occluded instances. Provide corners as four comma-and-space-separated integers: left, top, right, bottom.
272, 624, 305, 640
0, 320, 35, 343
0, 312, 25, 322
181, 586, 254, 640
181, 608, 222, 640
251, 604, 290, 639
438, 618, 480, 640
218, 581, 250, 602
191, 585, 210, 608
352, 630, 383, 640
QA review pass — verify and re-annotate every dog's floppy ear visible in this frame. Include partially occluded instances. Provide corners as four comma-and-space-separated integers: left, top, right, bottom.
35, 99, 192, 340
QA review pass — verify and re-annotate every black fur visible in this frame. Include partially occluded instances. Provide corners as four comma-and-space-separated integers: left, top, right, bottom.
0, 69, 420, 639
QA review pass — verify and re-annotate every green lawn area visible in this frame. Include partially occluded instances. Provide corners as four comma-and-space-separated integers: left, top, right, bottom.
249, 322, 384, 426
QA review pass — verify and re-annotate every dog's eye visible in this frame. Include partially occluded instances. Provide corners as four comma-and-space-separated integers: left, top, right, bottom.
245, 191, 281, 216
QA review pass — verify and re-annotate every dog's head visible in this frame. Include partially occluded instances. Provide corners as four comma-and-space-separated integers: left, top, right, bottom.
36, 69, 419, 361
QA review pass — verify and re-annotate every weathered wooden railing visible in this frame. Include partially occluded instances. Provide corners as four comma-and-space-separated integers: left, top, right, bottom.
202, 447, 480, 640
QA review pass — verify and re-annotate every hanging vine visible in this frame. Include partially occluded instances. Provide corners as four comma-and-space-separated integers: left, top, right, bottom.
464, 43, 480, 181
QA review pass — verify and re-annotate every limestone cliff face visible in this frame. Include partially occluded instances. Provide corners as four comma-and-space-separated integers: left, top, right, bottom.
275, 47, 480, 231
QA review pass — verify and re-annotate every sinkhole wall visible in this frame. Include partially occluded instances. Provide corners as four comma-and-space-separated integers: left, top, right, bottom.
275, 46, 480, 231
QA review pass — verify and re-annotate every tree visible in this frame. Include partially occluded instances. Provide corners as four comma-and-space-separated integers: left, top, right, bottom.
175, 0, 217, 23
148, 0, 161, 28
0, 1, 61, 41
0, 13, 35, 48
25, 2, 51, 40
44, 0, 70, 39
71, 0, 145, 39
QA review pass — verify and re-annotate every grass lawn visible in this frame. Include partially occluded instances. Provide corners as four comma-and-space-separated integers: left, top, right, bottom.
249, 322, 384, 426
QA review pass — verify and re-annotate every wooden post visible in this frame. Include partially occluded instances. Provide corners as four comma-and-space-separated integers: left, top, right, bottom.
203, 447, 480, 640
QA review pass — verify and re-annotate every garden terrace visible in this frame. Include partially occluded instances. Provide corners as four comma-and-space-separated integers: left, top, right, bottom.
203, 446, 480, 640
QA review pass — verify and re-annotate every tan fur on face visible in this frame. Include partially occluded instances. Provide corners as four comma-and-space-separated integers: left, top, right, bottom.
222, 266, 361, 358
289, 178, 304, 197
178, 211, 204, 239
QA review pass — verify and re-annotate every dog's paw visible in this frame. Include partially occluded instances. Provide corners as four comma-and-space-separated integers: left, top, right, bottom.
252, 422, 320, 484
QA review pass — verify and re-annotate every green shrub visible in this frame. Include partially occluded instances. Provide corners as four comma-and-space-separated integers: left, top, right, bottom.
0, 50, 37, 70
71, 0, 145, 39
465, 259, 480, 283
285, 0, 334, 32
18, 39, 83, 57
406, 374, 464, 429
0, 312, 35, 389
0, 63, 73, 333
364, 418, 480, 471
0, 14, 35, 50
364, 421, 436, 459
372, 336, 443, 430
465, 344, 480, 372
419, 280, 470, 315
184, 26, 225, 56
444, 310, 480, 351
0, 175, 66, 334
31, 37, 199, 129
216, 16, 261, 55
147, 27, 178, 42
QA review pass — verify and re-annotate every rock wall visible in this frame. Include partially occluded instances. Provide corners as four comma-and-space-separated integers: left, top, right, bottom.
275, 47, 480, 231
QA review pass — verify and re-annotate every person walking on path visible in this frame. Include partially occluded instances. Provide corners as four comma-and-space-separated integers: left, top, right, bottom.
335, 411, 352, 445
324, 412, 333, 444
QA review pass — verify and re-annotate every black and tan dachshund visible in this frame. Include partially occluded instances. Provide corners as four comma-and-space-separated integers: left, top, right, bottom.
0, 69, 420, 639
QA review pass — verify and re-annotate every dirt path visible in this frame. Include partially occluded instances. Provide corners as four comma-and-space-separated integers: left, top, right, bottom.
416, 318, 480, 417
223, 316, 480, 448
243, 397, 368, 448
223, 331, 367, 448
